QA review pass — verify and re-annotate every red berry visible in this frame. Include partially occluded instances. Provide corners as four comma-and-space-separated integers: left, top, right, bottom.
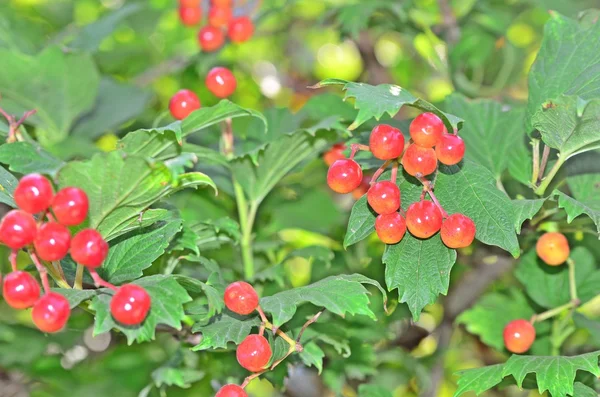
209, 6, 232, 28
70, 229, 109, 268
440, 214, 476, 248
206, 67, 237, 98
51, 187, 89, 226
211, 0, 231, 5
169, 89, 201, 120
14, 173, 54, 214
228, 17, 254, 43
32, 292, 70, 333
2, 271, 40, 309
323, 143, 346, 166
402, 144, 437, 177
0, 210, 37, 249
436, 134, 465, 166
179, 6, 202, 26
215, 384, 248, 397
180, 0, 200, 7
405, 201, 443, 239
367, 181, 401, 215
375, 213, 406, 244
198, 25, 225, 52
110, 284, 152, 326
351, 176, 371, 200
503, 319, 535, 354
369, 124, 405, 160
236, 334, 272, 372
224, 281, 259, 315
327, 159, 363, 194
34, 222, 71, 261
536, 232, 570, 266
409, 112, 445, 148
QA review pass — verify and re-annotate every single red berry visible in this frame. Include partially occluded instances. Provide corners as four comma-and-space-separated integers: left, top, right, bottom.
180, 0, 200, 7
409, 112, 445, 148
70, 229, 109, 268
215, 384, 248, 397
14, 173, 54, 214
369, 124, 405, 160
198, 25, 225, 52
503, 319, 535, 354
440, 214, 476, 248
375, 213, 406, 244
224, 281, 259, 315
32, 292, 71, 333
323, 143, 346, 166
51, 187, 89, 226
34, 222, 71, 261
179, 6, 202, 26
211, 0, 231, 5
228, 17, 254, 43
536, 232, 570, 266
436, 134, 465, 166
208, 6, 232, 28
0, 210, 37, 250
351, 176, 371, 200
236, 334, 272, 372
110, 284, 152, 326
169, 89, 201, 120
327, 159, 363, 194
402, 144, 438, 177
367, 181, 401, 215
206, 67, 237, 98
2, 271, 40, 309
406, 201, 443, 239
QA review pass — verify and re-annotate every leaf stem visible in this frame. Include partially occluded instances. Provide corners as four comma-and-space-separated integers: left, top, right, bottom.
567, 257, 578, 302
531, 138, 540, 185
532, 301, 578, 324
534, 154, 565, 196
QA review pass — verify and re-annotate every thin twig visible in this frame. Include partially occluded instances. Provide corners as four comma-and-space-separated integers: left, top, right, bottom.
296, 309, 324, 343
531, 139, 540, 185
538, 144, 551, 184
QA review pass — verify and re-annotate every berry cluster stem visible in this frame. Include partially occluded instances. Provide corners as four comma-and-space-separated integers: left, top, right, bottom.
531, 300, 578, 324
418, 176, 449, 218
74, 264, 85, 289
567, 257, 578, 302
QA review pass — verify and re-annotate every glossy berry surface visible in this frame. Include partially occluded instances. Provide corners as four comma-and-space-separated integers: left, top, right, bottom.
110, 284, 152, 326
14, 173, 54, 214
209, 6, 232, 28
323, 143, 346, 166
406, 201, 443, 239
2, 271, 40, 309
367, 181, 401, 215
327, 159, 363, 194
441, 214, 476, 248
215, 384, 248, 397
180, 0, 200, 7
236, 334, 272, 372
34, 222, 71, 261
375, 213, 406, 244
503, 319, 535, 354
51, 187, 89, 226
199, 25, 225, 52
32, 292, 71, 333
351, 176, 371, 200
224, 281, 259, 315
436, 134, 465, 165
70, 229, 109, 268
211, 0, 231, 5
409, 112, 445, 148
169, 89, 201, 120
536, 232, 570, 266
228, 17, 254, 43
179, 6, 202, 26
369, 124, 405, 160
206, 67, 237, 98
402, 144, 438, 177
0, 210, 37, 249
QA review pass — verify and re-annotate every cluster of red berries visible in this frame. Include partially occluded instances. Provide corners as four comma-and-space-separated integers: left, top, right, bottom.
178, 0, 254, 52
325, 113, 475, 248
0, 174, 152, 332
502, 232, 571, 353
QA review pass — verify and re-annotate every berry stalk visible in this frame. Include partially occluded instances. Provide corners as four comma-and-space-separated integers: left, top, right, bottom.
29, 251, 51, 293
89, 269, 118, 291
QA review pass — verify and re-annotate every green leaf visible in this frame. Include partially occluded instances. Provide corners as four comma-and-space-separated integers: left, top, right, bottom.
508, 137, 533, 186
554, 173, 600, 236
299, 342, 325, 374
358, 384, 393, 397
0, 46, 100, 144
191, 311, 261, 350
174, 274, 225, 318
527, 12, 600, 129
443, 94, 526, 177
0, 142, 65, 176
454, 364, 505, 396
260, 274, 383, 328
91, 275, 192, 344
383, 233, 456, 321
573, 313, 600, 348
315, 79, 463, 133
52, 288, 97, 308
152, 367, 204, 389
512, 198, 546, 233
573, 383, 598, 397
436, 161, 520, 257
516, 247, 599, 309
0, 165, 17, 207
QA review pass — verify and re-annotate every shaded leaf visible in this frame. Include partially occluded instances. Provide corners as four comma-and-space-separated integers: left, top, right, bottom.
0, 165, 17, 207
192, 311, 260, 350
512, 198, 546, 233
554, 173, 600, 237
52, 288, 97, 308
0, 142, 65, 176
